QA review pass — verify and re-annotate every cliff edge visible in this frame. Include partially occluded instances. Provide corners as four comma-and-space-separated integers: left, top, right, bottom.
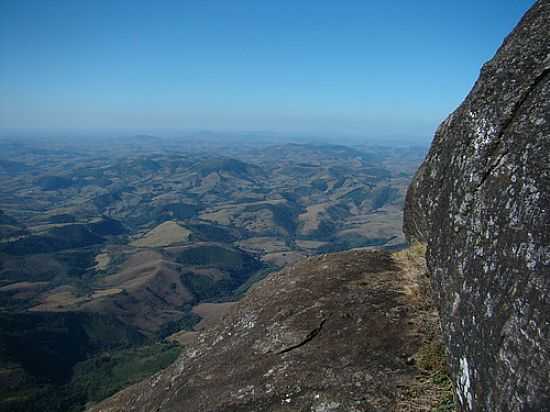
404, 1, 550, 410
88, 247, 450, 411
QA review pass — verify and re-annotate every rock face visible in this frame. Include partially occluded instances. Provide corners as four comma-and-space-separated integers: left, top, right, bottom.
404, 1, 550, 411
88, 248, 446, 411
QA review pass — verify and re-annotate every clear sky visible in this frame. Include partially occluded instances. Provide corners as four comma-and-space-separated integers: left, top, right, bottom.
0, 0, 535, 141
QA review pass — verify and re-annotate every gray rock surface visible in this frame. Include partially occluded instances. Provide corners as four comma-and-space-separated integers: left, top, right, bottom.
404, 1, 550, 410
88, 248, 445, 412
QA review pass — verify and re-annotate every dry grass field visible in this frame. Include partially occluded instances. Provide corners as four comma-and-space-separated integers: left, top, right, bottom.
29, 285, 87, 311
237, 236, 288, 254
167, 301, 237, 346
95, 252, 111, 270
131, 221, 191, 247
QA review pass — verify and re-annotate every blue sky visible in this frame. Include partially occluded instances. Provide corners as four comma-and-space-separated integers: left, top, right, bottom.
0, 0, 535, 141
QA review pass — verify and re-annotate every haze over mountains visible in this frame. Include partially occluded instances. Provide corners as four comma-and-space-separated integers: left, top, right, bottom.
0, 135, 425, 411
1, 1, 544, 411
84, 2, 550, 410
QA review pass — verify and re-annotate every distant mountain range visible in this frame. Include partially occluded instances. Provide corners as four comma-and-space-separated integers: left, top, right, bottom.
0, 138, 425, 411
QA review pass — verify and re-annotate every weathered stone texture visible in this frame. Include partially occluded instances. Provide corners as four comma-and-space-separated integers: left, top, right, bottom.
404, 1, 550, 410
88, 249, 443, 412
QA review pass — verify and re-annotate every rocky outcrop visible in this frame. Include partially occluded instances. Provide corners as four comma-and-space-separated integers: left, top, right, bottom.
404, 1, 550, 410
88, 247, 449, 411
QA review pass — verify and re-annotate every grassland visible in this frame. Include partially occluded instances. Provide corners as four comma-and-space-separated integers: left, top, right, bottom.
131, 221, 191, 247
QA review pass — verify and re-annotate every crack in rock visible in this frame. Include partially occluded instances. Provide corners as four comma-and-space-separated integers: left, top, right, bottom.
477, 68, 550, 190
277, 318, 328, 355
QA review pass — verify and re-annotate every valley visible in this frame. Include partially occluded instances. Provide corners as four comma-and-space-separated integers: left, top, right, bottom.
0, 135, 425, 411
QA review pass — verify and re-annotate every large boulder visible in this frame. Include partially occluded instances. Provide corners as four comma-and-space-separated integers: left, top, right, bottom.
404, 1, 550, 410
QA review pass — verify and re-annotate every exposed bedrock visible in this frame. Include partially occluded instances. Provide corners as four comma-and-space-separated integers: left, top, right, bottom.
404, 1, 550, 410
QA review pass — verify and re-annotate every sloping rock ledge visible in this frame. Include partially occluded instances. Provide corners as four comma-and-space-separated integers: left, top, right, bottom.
89, 246, 450, 412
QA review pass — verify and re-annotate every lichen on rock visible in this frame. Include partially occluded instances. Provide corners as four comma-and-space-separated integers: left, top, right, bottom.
404, 1, 550, 410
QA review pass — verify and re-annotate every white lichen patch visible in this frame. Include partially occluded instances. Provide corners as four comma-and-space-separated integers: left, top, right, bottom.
150, 373, 162, 388
212, 334, 224, 346
484, 292, 495, 318
233, 384, 255, 400
469, 110, 497, 155
457, 356, 473, 410
452, 292, 461, 316
312, 401, 342, 412
236, 312, 257, 330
